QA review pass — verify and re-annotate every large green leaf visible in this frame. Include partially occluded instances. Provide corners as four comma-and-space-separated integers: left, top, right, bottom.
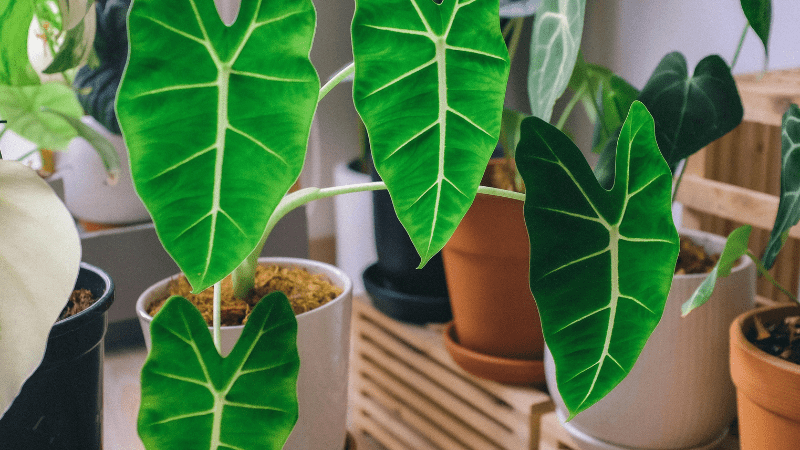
0, 0, 40, 86
740, 0, 771, 64
762, 104, 800, 268
352, 0, 509, 267
138, 293, 299, 449
517, 101, 678, 419
0, 83, 83, 150
0, 160, 81, 417
637, 52, 743, 171
117, 0, 319, 291
527, 0, 585, 122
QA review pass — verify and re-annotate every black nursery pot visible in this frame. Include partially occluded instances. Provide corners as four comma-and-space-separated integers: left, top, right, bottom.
0, 263, 114, 450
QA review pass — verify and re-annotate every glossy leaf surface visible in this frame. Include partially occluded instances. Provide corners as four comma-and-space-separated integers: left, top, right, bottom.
138, 293, 299, 450
682, 225, 751, 316
352, 0, 509, 266
763, 104, 800, 268
637, 52, 743, 171
117, 0, 319, 291
517, 101, 678, 418
0, 0, 39, 86
0, 83, 83, 150
0, 161, 81, 417
740, 0, 771, 63
527, 0, 585, 122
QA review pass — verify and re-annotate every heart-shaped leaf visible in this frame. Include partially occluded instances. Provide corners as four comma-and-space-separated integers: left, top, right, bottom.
352, 0, 510, 266
0, 83, 83, 150
740, 0, 771, 65
117, 0, 320, 291
0, 0, 40, 86
517, 101, 678, 419
527, 0, 585, 123
637, 52, 743, 171
0, 160, 81, 418
138, 292, 300, 450
762, 104, 800, 269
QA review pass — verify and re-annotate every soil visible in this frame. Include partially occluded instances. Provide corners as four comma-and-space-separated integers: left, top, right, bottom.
58, 289, 96, 321
146, 264, 343, 326
748, 314, 800, 365
675, 236, 719, 275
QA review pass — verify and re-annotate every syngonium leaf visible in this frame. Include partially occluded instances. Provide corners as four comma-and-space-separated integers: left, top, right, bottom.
0, 83, 83, 150
138, 292, 300, 450
117, 0, 319, 291
740, 0, 771, 66
0, 161, 81, 418
527, 0, 585, 123
352, 0, 509, 267
517, 101, 679, 419
0, 0, 40, 86
762, 104, 800, 269
636, 52, 743, 172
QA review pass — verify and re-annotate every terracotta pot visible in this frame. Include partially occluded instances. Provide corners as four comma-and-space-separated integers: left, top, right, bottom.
730, 304, 800, 450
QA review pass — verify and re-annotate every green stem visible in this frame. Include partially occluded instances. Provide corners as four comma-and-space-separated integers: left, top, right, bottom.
15, 148, 40, 162
730, 23, 749, 70
506, 18, 525, 67
747, 250, 798, 304
672, 157, 688, 203
555, 87, 583, 130
319, 62, 355, 103
213, 281, 222, 353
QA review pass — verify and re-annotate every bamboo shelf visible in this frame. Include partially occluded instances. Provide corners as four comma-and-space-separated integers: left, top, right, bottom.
350, 299, 553, 450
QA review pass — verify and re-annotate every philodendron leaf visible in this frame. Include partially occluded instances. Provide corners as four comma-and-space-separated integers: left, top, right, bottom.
352, 0, 509, 266
527, 0, 586, 122
682, 225, 751, 316
0, 83, 83, 150
117, 0, 319, 291
762, 104, 800, 269
138, 292, 300, 450
637, 52, 743, 171
0, 0, 40, 86
517, 101, 679, 419
740, 0, 771, 65
0, 161, 81, 417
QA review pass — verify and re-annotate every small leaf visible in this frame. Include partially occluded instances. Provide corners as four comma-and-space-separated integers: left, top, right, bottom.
138, 292, 300, 450
682, 225, 752, 316
0, 160, 81, 417
740, 0, 771, 65
527, 0, 586, 122
637, 52, 743, 171
762, 104, 800, 269
43, 108, 121, 183
0, 83, 83, 150
517, 101, 678, 419
0, 0, 40, 86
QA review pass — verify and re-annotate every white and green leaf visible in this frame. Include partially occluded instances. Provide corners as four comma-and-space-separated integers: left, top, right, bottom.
41, 2, 97, 74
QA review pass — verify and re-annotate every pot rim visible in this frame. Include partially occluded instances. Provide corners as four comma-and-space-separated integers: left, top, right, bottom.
732, 303, 800, 374
674, 228, 753, 281
135, 257, 352, 329
53, 262, 115, 330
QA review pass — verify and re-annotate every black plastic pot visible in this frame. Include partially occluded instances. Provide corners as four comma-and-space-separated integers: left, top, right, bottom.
0, 262, 114, 449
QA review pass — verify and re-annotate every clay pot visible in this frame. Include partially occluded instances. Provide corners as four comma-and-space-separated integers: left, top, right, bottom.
730, 303, 800, 450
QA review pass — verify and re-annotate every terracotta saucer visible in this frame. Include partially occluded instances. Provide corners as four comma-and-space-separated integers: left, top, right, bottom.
442, 322, 545, 385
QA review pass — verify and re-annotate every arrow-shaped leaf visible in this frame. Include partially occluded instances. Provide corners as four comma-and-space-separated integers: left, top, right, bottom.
637, 52, 743, 171
352, 0, 510, 267
762, 104, 800, 268
117, 0, 320, 291
517, 101, 678, 419
138, 292, 300, 450
527, 0, 585, 123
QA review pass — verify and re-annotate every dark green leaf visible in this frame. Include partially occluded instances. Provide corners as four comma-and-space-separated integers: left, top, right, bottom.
762, 104, 800, 269
138, 292, 300, 450
637, 52, 743, 171
517, 101, 678, 419
352, 0, 509, 267
117, 0, 320, 291
740, 0, 771, 63
682, 225, 751, 316
0, 1, 40, 86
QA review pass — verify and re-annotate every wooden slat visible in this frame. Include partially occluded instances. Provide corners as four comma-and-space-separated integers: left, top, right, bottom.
735, 68, 800, 127
357, 396, 441, 450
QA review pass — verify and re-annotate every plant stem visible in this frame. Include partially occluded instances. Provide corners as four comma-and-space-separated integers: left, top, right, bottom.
672, 157, 688, 203
213, 281, 222, 353
747, 250, 799, 304
730, 23, 749, 71
555, 87, 583, 131
319, 62, 355, 102
506, 18, 525, 67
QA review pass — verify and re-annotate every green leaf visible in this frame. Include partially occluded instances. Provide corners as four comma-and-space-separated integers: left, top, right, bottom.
682, 225, 751, 317
0, 0, 40, 86
41, 3, 97, 74
0, 160, 81, 417
592, 74, 638, 154
138, 292, 299, 449
117, 0, 320, 292
516, 101, 678, 419
0, 83, 83, 150
58, 0, 96, 30
43, 108, 121, 182
637, 52, 743, 171
352, 0, 510, 267
740, 0, 771, 64
527, 0, 585, 122
762, 104, 800, 269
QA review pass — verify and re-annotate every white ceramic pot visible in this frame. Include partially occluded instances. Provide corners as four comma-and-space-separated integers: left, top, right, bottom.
136, 257, 353, 450
545, 229, 756, 450
57, 115, 150, 225
333, 159, 376, 295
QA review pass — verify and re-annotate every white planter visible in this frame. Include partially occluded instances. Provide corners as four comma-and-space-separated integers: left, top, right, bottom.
136, 257, 353, 450
333, 159, 376, 295
57, 116, 150, 225
545, 228, 756, 450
